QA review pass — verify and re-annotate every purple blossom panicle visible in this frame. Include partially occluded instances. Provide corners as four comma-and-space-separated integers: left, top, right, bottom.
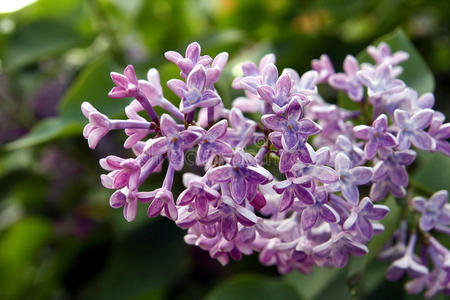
81, 41, 449, 297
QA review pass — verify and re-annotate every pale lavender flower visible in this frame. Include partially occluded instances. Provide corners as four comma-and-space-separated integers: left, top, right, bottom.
145, 114, 201, 170
232, 53, 276, 92
372, 149, 416, 187
357, 62, 406, 98
428, 114, 450, 156
370, 179, 407, 201
177, 180, 220, 218
262, 98, 321, 150
329, 153, 373, 205
311, 54, 335, 83
164, 42, 213, 79
313, 228, 368, 268
167, 65, 221, 113
394, 108, 434, 151
343, 197, 390, 239
193, 120, 233, 166
217, 196, 258, 241
223, 108, 258, 147
386, 233, 429, 281
329, 55, 364, 102
413, 190, 450, 232
207, 149, 273, 202
108, 65, 139, 98
367, 42, 409, 66
273, 177, 315, 212
353, 114, 397, 159
334, 135, 365, 166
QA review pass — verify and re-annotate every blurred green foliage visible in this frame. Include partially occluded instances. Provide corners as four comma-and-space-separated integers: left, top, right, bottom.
0, 0, 449, 299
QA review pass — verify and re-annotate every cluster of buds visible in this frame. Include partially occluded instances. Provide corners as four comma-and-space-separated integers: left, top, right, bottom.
82, 41, 450, 297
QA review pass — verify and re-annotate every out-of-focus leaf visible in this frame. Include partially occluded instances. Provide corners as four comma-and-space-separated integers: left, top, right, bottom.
284, 267, 348, 300
0, 217, 53, 300
412, 151, 450, 193
3, 20, 83, 70
0, 149, 33, 178
83, 218, 187, 300
59, 56, 127, 123
207, 274, 298, 300
3, 118, 82, 151
358, 28, 435, 94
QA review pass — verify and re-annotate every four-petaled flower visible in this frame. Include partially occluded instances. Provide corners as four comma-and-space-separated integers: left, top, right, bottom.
413, 190, 450, 231
167, 65, 221, 113
145, 114, 201, 170
329, 55, 364, 102
394, 108, 434, 151
353, 114, 397, 159
262, 98, 321, 150
177, 180, 221, 218
343, 197, 390, 240
218, 196, 258, 241
193, 120, 233, 166
330, 153, 373, 205
208, 149, 273, 202
109, 65, 139, 98
138, 188, 178, 221
311, 54, 335, 83
357, 62, 405, 98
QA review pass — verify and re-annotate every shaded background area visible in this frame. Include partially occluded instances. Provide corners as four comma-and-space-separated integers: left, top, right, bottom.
0, 0, 449, 299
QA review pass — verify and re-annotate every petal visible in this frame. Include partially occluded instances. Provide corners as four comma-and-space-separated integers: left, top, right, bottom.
410, 131, 434, 150
168, 149, 184, 171
411, 109, 433, 130
301, 208, 318, 230
420, 215, 435, 231
110, 190, 126, 208
208, 119, 228, 138
185, 42, 201, 62
124, 65, 138, 84
430, 190, 448, 209
262, 63, 278, 86
394, 109, 410, 127
276, 73, 291, 98
164, 199, 178, 221
261, 114, 285, 131
221, 214, 238, 241
343, 55, 359, 76
335, 153, 351, 173
145, 137, 169, 156
230, 175, 247, 202
294, 185, 315, 205
279, 189, 294, 212
366, 205, 390, 220
389, 166, 408, 187
412, 197, 426, 213
179, 130, 201, 148
177, 188, 196, 205
311, 166, 338, 183
351, 167, 373, 185
123, 199, 138, 222
297, 119, 321, 136
342, 183, 359, 205
208, 165, 232, 183
256, 85, 275, 104
245, 166, 273, 184
353, 125, 371, 140
320, 204, 340, 223
147, 198, 164, 217
286, 98, 303, 120
160, 114, 180, 136
167, 79, 188, 99
357, 217, 373, 239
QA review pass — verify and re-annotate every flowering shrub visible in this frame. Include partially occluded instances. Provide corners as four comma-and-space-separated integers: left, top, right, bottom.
82, 41, 450, 298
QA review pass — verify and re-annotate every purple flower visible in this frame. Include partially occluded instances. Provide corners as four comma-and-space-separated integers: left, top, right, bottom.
353, 114, 397, 159
110, 188, 139, 222
177, 180, 220, 218
138, 188, 178, 221
386, 233, 429, 281
269, 132, 312, 173
100, 156, 140, 191
413, 190, 450, 232
273, 177, 315, 212
357, 62, 406, 98
311, 54, 335, 83
82, 103, 110, 149
262, 98, 321, 150
367, 42, 409, 66
428, 114, 450, 156
207, 149, 273, 202
296, 188, 340, 230
313, 229, 368, 268
343, 197, 390, 239
218, 196, 258, 241
108, 65, 139, 98
290, 147, 339, 184
370, 179, 406, 201
193, 120, 233, 166
223, 108, 259, 148
164, 42, 212, 79
372, 149, 416, 187
167, 65, 221, 113
329, 55, 364, 102
394, 108, 434, 151
330, 153, 373, 205
256, 67, 309, 113
232, 53, 276, 92
334, 135, 365, 166
145, 114, 201, 170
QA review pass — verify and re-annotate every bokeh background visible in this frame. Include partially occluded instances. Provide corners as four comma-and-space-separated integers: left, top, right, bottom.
0, 0, 449, 299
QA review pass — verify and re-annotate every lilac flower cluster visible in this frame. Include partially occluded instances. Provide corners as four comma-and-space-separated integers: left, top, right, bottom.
82, 41, 450, 297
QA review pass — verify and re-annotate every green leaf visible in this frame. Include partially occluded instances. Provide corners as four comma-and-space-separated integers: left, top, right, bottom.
412, 151, 450, 193
3, 20, 82, 70
358, 28, 435, 94
284, 267, 351, 300
207, 274, 298, 300
3, 118, 82, 151
0, 217, 53, 299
